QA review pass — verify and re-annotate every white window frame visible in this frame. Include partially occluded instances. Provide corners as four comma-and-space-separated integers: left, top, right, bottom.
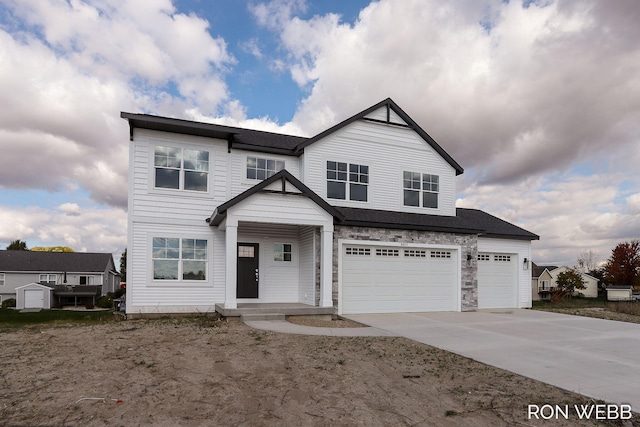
246, 156, 285, 180
0, 272, 4, 286
153, 146, 210, 192
152, 237, 208, 282
39, 274, 57, 284
79, 276, 95, 285
327, 161, 369, 202
403, 171, 439, 209
273, 243, 293, 262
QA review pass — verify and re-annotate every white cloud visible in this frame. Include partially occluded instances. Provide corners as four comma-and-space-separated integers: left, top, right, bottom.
249, 0, 640, 265
0, 204, 127, 257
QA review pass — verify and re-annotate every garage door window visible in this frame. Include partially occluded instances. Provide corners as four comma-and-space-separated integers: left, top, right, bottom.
345, 247, 370, 256
478, 254, 490, 261
404, 249, 426, 257
495, 255, 511, 262
376, 248, 399, 257
431, 251, 452, 258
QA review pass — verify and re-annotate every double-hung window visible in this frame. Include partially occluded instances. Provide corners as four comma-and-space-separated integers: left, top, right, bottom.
39, 274, 57, 284
79, 276, 94, 285
403, 171, 439, 208
247, 157, 285, 180
327, 161, 368, 202
154, 146, 209, 192
0, 272, 4, 286
274, 243, 292, 262
152, 238, 207, 281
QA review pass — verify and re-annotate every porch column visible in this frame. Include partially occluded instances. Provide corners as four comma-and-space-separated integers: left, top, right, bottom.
319, 225, 334, 308
225, 224, 238, 309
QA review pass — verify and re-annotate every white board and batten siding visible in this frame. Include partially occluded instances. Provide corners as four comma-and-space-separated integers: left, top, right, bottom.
303, 113, 457, 216
477, 238, 532, 309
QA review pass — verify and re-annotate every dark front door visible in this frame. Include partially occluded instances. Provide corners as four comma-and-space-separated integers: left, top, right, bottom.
237, 243, 259, 298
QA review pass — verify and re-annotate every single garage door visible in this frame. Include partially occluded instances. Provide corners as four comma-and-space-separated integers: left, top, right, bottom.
341, 245, 458, 314
477, 253, 517, 309
24, 289, 45, 309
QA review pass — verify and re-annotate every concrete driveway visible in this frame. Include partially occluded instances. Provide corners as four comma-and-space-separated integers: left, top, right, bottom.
345, 309, 640, 411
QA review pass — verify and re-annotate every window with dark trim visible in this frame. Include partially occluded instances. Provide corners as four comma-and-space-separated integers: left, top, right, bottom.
403, 171, 438, 208
154, 146, 209, 192
274, 243, 292, 262
327, 161, 368, 201
247, 157, 285, 180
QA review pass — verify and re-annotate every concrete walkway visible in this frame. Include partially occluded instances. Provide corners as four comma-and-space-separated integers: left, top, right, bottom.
345, 309, 640, 411
243, 319, 396, 337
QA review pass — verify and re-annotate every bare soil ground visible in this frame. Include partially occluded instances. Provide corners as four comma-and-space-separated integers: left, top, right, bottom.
1, 317, 638, 427
535, 307, 640, 324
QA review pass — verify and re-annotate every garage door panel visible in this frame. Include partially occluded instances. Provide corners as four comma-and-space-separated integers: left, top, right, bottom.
342, 245, 458, 314
478, 253, 517, 309
24, 289, 44, 309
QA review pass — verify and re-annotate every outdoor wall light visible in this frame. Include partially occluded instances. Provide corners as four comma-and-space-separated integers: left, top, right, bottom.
523, 257, 529, 270
466, 253, 473, 267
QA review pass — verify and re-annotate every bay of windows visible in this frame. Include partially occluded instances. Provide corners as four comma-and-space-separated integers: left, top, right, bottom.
154, 146, 209, 192
153, 238, 207, 281
403, 171, 439, 208
327, 161, 368, 201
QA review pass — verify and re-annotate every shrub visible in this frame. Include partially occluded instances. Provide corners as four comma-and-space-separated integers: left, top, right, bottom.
112, 288, 126, 299
2, 298, 16, 308
96, 296, 113, 309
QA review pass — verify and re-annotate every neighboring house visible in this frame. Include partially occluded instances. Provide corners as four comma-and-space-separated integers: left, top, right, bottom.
606, 285, 633, 301
531, 263, 599, 300
122, 98, 539, 316
0, 250, 120, 305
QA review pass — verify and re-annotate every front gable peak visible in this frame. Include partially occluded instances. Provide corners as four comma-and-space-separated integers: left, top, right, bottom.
295, 98, 464, 175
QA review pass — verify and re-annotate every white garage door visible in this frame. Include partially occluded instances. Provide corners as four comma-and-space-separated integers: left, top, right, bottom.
341, 245, 458, 314
24, 289, 45, 309
477, 253, 517, 309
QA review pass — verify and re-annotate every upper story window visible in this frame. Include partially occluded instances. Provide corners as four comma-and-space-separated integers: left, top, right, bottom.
152, 237, 207, 281
154, 146, 209, 192
247, 157, 285, 180
79, 276, 94, 285
327, 161, 368, 202
403, 171, 438, 209
39, 274, 57, 284
0, 272, 4, 286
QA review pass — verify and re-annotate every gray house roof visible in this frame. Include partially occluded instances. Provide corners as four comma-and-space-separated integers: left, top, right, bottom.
0, 251, 115, 273
336, 207, 539, 240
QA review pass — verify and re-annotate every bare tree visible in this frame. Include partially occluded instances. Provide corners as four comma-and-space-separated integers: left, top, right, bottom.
577, 249, 599, 273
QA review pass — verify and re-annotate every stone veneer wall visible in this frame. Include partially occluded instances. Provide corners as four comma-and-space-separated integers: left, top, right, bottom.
329, 226, 479, 312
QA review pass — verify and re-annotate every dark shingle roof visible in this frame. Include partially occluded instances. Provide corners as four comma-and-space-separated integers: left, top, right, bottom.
121, 98, 465, 172
0, 251, 115, 273
120, 112, 306, 155
531, 263, 558, 278
335, 207, 539, 240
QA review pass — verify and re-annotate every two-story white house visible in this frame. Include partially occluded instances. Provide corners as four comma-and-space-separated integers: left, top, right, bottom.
122, 98, 538, 317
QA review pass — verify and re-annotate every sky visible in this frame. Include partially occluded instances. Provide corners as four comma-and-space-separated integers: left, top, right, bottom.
0, 0, 639, 268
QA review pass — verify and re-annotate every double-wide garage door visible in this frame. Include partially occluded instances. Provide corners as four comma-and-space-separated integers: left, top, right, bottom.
341, 245, 458, 314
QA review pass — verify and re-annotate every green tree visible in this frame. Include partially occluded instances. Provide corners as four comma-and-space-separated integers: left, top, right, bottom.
119, 248, 127, 281
604, 240, 640, 289
6, 239, 28, 250
31, 246, 75, 252
551, 269, 586, 302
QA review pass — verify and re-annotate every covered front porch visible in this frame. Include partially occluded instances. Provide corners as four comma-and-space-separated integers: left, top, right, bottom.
207, 170, 341, 313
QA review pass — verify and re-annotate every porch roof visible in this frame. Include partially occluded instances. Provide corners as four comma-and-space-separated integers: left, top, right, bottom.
207, 169, 343, 226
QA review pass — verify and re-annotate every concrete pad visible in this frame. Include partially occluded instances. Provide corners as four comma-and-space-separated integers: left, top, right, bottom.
243, 319, 396, 337
346, 309, 640, 411
19, 308, 42, 313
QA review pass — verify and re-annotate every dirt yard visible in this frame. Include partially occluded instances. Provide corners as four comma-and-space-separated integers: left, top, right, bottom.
1, 317, 637, 426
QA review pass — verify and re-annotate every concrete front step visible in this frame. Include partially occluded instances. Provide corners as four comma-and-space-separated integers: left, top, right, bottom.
241, 313, 285, 322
